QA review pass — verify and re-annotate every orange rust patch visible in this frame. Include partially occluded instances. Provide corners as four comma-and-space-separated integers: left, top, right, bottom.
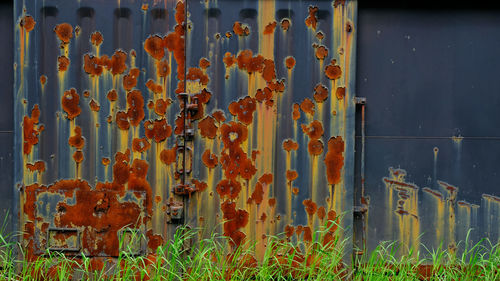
325, 59, 342, 80
233, 21, 250, 36
220, 121, 248, 150
83, 90, 90, 98
316, 31, 324, 40
23, 105, 41, 155
154, 196, 161, 203
303, 199, 317, 216
58, 56, 70, 72
20, 15, 36, 32
123, 68, 140, 91
54, 23, 73, 43
324, 136, 344, 185
292, 103, 300, 121
313, 84, 328, 103
68, 126, 85, 149
146, 79, 163, 94
223, 52, 237, 68
336, 87, 346, 100
108, 50, 128, 76
302, 120, 324, 140
83, 54, 103, 76
303, 226, 312, 242
157, 59, 170, 77
317, 206, 326, 221
262, 59, 276, 83
144, 119, 172, 143
292, 187, 299, 195
228, 96, 256, 125
315, 45, 328, 60
308, 139, 324, 156
192, 179, 208, 192
285, 56, 296, 70
187, 67, 209, 85
101, 157, 110, 166
263, 21, 277, 35
236, 50, 265, 74
126, 90, 145, 127
147, 100, 154, 109
268, 198, 276, 208
221, 200, 248, 249
144, 35, 165, 60
199, 58, 210, 69
160, 146, 176, 165
26, 161, 45, 173
202, 149, 218, 169
250, 182, 264, 205
163, 8, 185, 93
39, 75, 47, 86
283, 139, 299, 152
132, 138, 151, 153
141, 3, 149, 11
286, 170, 298, 182
281, 19, 291, 31
240, 159, 256, 180
259, 173, 273, 185
216, 179, 241, 200
62, 88, 81, 120
115, 111, 130, 130
89, 99, 100, 112
154, 98, 171, 116
300, 98, 315, 117
198, 116, 217, 139
73, 150, 84, 163
90, 31, 103, 46
305, 6, 318, 30
212, 110, 226, 123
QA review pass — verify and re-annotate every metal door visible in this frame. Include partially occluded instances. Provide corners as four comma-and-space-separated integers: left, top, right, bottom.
14, 0, 357, 261
356, 3, 500, 257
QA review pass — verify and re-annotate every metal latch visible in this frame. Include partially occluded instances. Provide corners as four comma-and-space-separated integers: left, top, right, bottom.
166, 199, 184, 223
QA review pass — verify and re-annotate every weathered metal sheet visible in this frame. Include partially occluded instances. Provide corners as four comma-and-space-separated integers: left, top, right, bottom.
15, 0, 357, 261
356, 6, 500, 256
185, 0, 357, 258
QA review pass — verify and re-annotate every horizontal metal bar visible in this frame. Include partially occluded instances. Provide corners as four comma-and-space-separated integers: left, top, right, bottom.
355, 135, 500, 140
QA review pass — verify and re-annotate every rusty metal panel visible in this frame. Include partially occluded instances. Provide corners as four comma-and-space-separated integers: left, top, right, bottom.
14, 0, 357, 260
185, 0, 357, 258
15, 0, 185, 259
356, 5, 500, 256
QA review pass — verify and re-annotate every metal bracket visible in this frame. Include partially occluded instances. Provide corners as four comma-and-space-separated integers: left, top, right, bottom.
354, 96, 367, 105
46, 227, 81, 252
166, 200, 184, 223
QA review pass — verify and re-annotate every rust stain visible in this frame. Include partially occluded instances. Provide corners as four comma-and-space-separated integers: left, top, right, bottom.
144, 35, 165, 60
160, 146, 176, 165
198, 116, 217, 139
223, 52, 237, 68
90, 31, 103, 47
263, 21, 277, 35
39, 75, 47, 86
54, 23, 73, 44
157, 59, 170, 77
199, 57, 210, 69
308, 139, 324, 156
228, 96, 257, 125
325, 59, 342, 80
127, 90, 145, 127
73, 150, 84, 163
221, 200, 248, 248
83, 90, 90, 98
313, 83, 328, 103
26, 161, 45, 173
316, 31, 324, 40
233, 21, 250, 36
324, 136, 344, 185
101, 157, 110, 166
115, 111, 130, 130
286, 170, 298, 182
212, 110, 226, 123
132, 138, 151, 153
62, 88, 81, 120
305, 6, 318, 30
315, 45, 328, 60
58, 56, 70, 72
202, 149, 218, 169
301, 120, 324, 140
300, 98, 315, 116
146, 79, 163, 94
20, 15, 36, 32
123, 68, 140, 91
292, 103, 300, 121
280, 18, 290, 31
217, 179, 242, 200
283, 139, 299, 152
68, 126, 85, 149
89, 99, 100, 112
335, 87, 345, 100
23, 104, 41, 155
144, 119, 172, 143
285, 56, 296, 70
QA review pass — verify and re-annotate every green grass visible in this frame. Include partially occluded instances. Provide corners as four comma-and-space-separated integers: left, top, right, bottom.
1, 216, 498, 280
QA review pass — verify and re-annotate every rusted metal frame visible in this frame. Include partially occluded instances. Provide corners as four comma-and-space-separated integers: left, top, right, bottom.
353, 96, 367, 266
